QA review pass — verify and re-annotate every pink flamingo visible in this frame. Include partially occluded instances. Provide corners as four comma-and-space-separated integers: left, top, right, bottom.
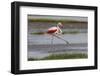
46, 22, 69, 51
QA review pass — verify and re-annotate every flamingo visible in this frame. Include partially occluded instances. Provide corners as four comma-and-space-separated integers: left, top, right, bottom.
46, 22, 69, 51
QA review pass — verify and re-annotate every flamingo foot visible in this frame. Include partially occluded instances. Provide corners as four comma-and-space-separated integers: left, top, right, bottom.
65, 41, 70, 46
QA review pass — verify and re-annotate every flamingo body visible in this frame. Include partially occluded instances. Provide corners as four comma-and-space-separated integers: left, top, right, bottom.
47, 27, 58, 34
45, 22, 69, 51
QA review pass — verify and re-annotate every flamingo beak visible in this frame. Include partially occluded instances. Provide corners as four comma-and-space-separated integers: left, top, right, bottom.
60, 24, 63, 28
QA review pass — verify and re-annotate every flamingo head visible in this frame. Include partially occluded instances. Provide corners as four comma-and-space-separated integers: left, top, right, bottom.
57, 22, 63, 28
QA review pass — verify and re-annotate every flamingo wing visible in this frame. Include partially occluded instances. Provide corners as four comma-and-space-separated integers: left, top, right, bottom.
47, 27, 57, 34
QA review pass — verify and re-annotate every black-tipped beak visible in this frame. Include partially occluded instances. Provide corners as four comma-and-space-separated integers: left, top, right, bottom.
60, 25, 63, 28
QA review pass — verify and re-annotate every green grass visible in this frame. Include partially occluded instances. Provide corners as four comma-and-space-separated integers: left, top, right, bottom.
28, 53, 88, 61
31, 30, 79, 35
28, 19, 86, 23
31, 32, 44, 35
62, 31, 79, 34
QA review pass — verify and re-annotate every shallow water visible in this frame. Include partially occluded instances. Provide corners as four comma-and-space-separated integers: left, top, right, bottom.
28, 43, 87, 58
28, 33, 87, 45
28, 33, 87, 59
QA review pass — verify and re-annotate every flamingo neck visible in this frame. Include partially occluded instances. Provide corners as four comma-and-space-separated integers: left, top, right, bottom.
57, 25, 61, 29
57, 25, 62, 34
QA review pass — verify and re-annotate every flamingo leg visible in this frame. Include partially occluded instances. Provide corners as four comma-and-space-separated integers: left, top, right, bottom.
51, 35, 54, 51
52, 34, 69, 45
